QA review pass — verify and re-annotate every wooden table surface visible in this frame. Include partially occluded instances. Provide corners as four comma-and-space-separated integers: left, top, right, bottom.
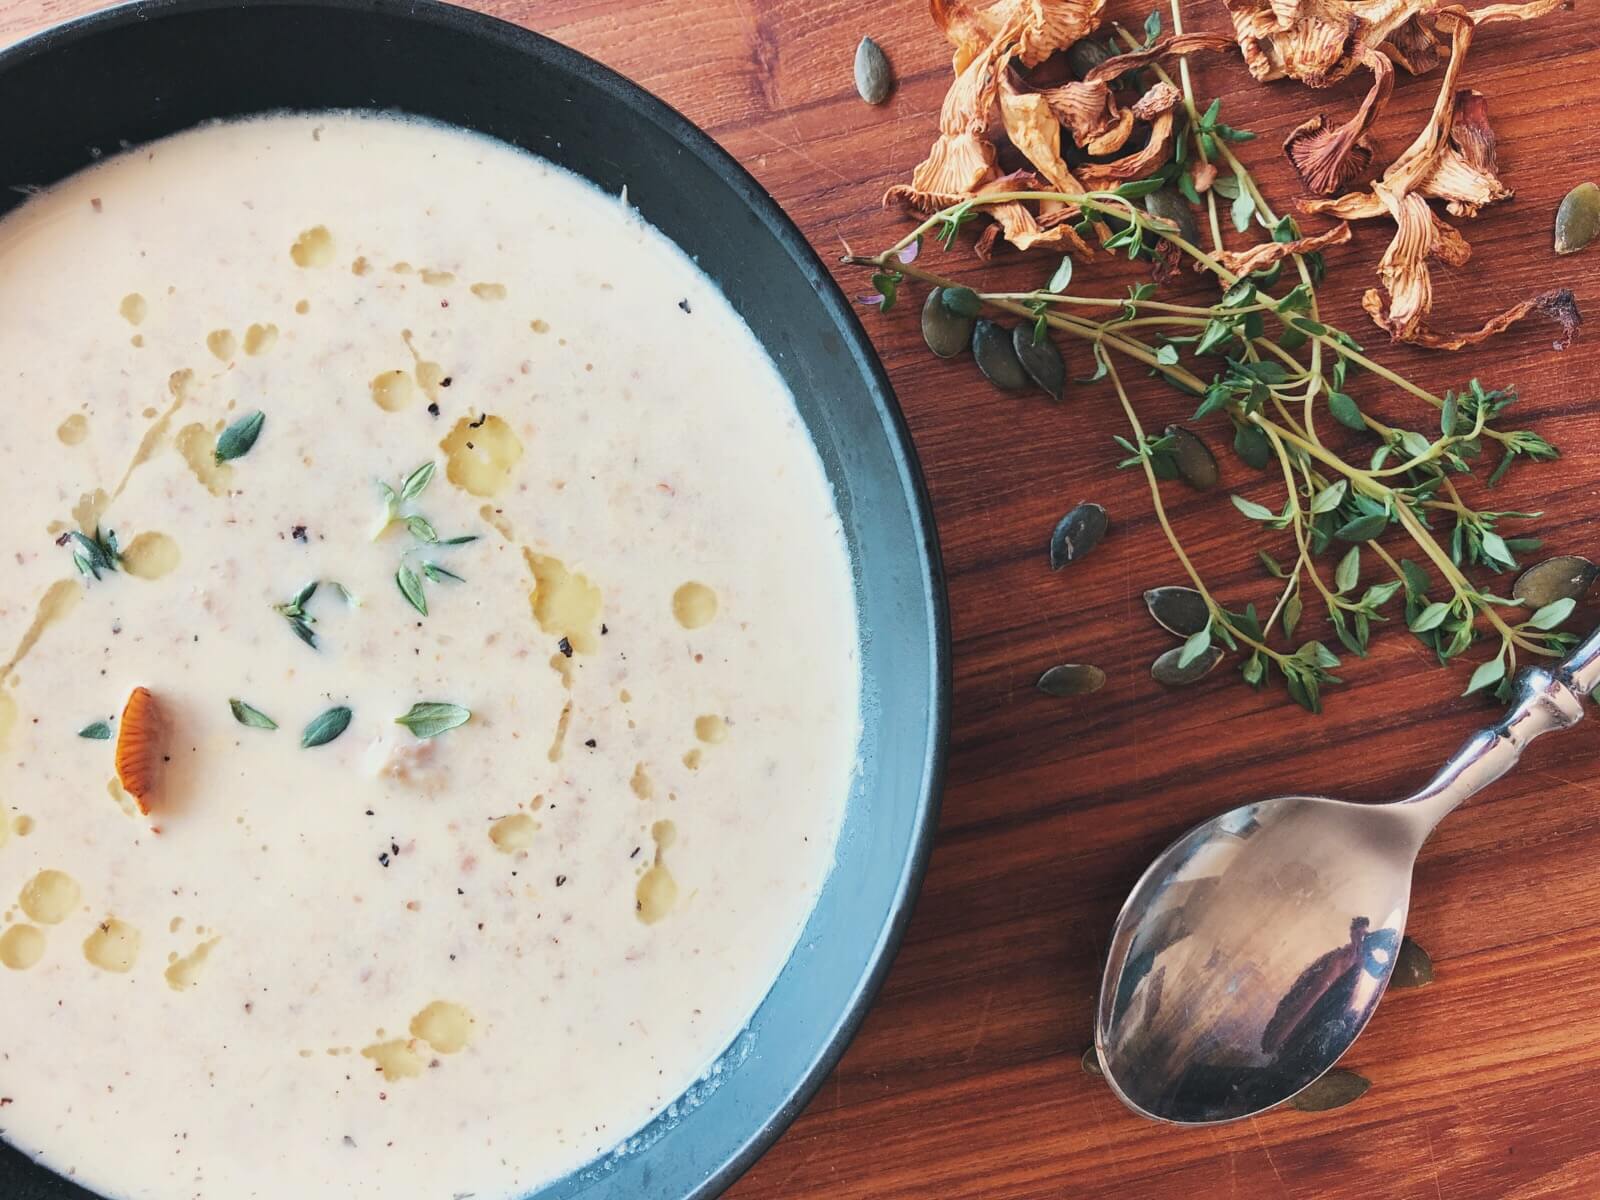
7, 0, 1600, 1196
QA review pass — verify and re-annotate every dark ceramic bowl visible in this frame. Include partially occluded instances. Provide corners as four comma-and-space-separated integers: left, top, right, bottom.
0, 1, 949, 1198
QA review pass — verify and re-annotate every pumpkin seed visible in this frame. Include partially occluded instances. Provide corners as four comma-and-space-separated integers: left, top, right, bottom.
1080, 1045, 1103, 1076
1512, 554, 1597, 609
1144, 187, 1198, 246
1049, 502, 1109, 569
1232, 422, 1272, 470
922, 289, 974, 358
1065, 37, 1110, 80
1013, 324, 1066, 401
1390, 936, 1433, 989
972, 320, 1030, 391
1554, 182, 1600, 255
1037, 664, 1106, 697
1165, 425, 1219, 491
1151, 644, 1223, 685
1288, 1068, 1369, 1112
1144, 586, 1210, 637
854, 37, 893, 106
941, 286, 982, 318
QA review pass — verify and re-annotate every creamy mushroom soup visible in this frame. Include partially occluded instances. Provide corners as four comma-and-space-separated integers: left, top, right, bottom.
0, 113, 858, 1200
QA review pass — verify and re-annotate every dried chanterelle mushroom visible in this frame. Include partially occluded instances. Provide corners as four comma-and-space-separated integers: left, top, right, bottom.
1300, 8, 1580, 349
888, 0, 1240, 258
114, 686, 165, 815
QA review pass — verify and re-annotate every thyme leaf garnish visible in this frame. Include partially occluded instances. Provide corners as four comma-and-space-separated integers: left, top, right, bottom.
63, 527, 121, 581
301, 705, 352, 749
229, 699, 278, 730
393, 702, 471, 739
78, 720, 112, 739
215, 410, 265, 464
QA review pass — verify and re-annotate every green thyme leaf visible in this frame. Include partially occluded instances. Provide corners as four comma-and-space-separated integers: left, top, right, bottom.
1142, 9, 1162, 44
423, 562, 465, 584
1327, 390, 1365, 431
1409, 601, 1451, 633
405, 515, 439, 543
1464, 656, 1506, 695
215, 410, 266, 464
397, 563, 428, 615
400, 461, 436, 500
1115, 176, 1166, 200
1177, 625, 1213, 669
1335, 546, 1360, 594
394, 702, 472, 739
78, 720, 112, 740
1047, 255, 1074, 293
1282, 593, 1303, 638
1309, 481, 1346, 514
301, 705, 352, 749
437, 535, 480, 546
229, 699, 279, 730
1230, 495, 1275, 521
1335, 513, 1388, 543
1529, 597, 1577, 630
1230, 190, 1256, 233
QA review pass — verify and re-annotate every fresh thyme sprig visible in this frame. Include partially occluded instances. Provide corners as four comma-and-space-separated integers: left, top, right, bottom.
375, 460, 479, 617
851, 6, 1576, 710
62, 527, 121, 581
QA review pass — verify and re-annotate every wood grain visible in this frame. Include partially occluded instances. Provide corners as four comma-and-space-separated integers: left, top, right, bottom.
6, 1, 1600, 1196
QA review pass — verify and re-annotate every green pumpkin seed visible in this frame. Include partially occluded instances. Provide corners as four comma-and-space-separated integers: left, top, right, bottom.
1554, 182, 1600, 255
1233, 422, 1272, 470
1065, 38, 1110, 80
1144, 187, 1198, 246
1081, 1045, 1103, 1076
1013, 324, 1066, 401
941, 286, 982, 318
1288, 1068, 1369, 1113
1512, 555, 1597, 609
972, 320, 1030, 391
1151, 644, 1223, 685
922, 289, 974, 358
1389, 936, 1433, 989
1144, 586, 1210, 637
1037, 664, 1106, 697
854, 37, 893, 106
1165, 425, 1219, 491
1049, 502, 1109, 569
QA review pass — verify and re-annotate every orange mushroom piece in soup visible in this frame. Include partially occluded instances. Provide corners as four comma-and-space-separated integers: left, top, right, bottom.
114, 686, 165, 815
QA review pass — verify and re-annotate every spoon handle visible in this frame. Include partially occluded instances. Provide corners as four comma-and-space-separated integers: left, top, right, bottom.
1401, 625, 1600, 827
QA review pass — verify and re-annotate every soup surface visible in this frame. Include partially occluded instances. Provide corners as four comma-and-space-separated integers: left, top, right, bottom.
0, 113, 858, 1200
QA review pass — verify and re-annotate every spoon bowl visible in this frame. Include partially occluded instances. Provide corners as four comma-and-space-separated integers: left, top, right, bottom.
1098, 640, 1600, 1125
1096, 794, 1424, 1123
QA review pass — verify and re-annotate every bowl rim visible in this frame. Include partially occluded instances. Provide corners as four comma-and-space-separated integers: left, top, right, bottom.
0, 2, 952, 1196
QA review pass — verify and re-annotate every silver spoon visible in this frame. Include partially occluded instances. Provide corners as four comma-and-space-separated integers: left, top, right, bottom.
1096, 628, 1600, 1124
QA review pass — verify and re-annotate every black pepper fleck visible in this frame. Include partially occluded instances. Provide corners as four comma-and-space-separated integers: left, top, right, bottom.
427, 402, 440, 417
291, 525, 307, 542
378, 853, 390, 867
629, 846, 641, 859
600, 624, 609, 636
678, 298, 692, 313
391, 842, 400, 856
557, 637, 573, 658
583, 738, 596, 749
555, 875, 567, 887
440, 377, 453, 388
468, 414, 487, 429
